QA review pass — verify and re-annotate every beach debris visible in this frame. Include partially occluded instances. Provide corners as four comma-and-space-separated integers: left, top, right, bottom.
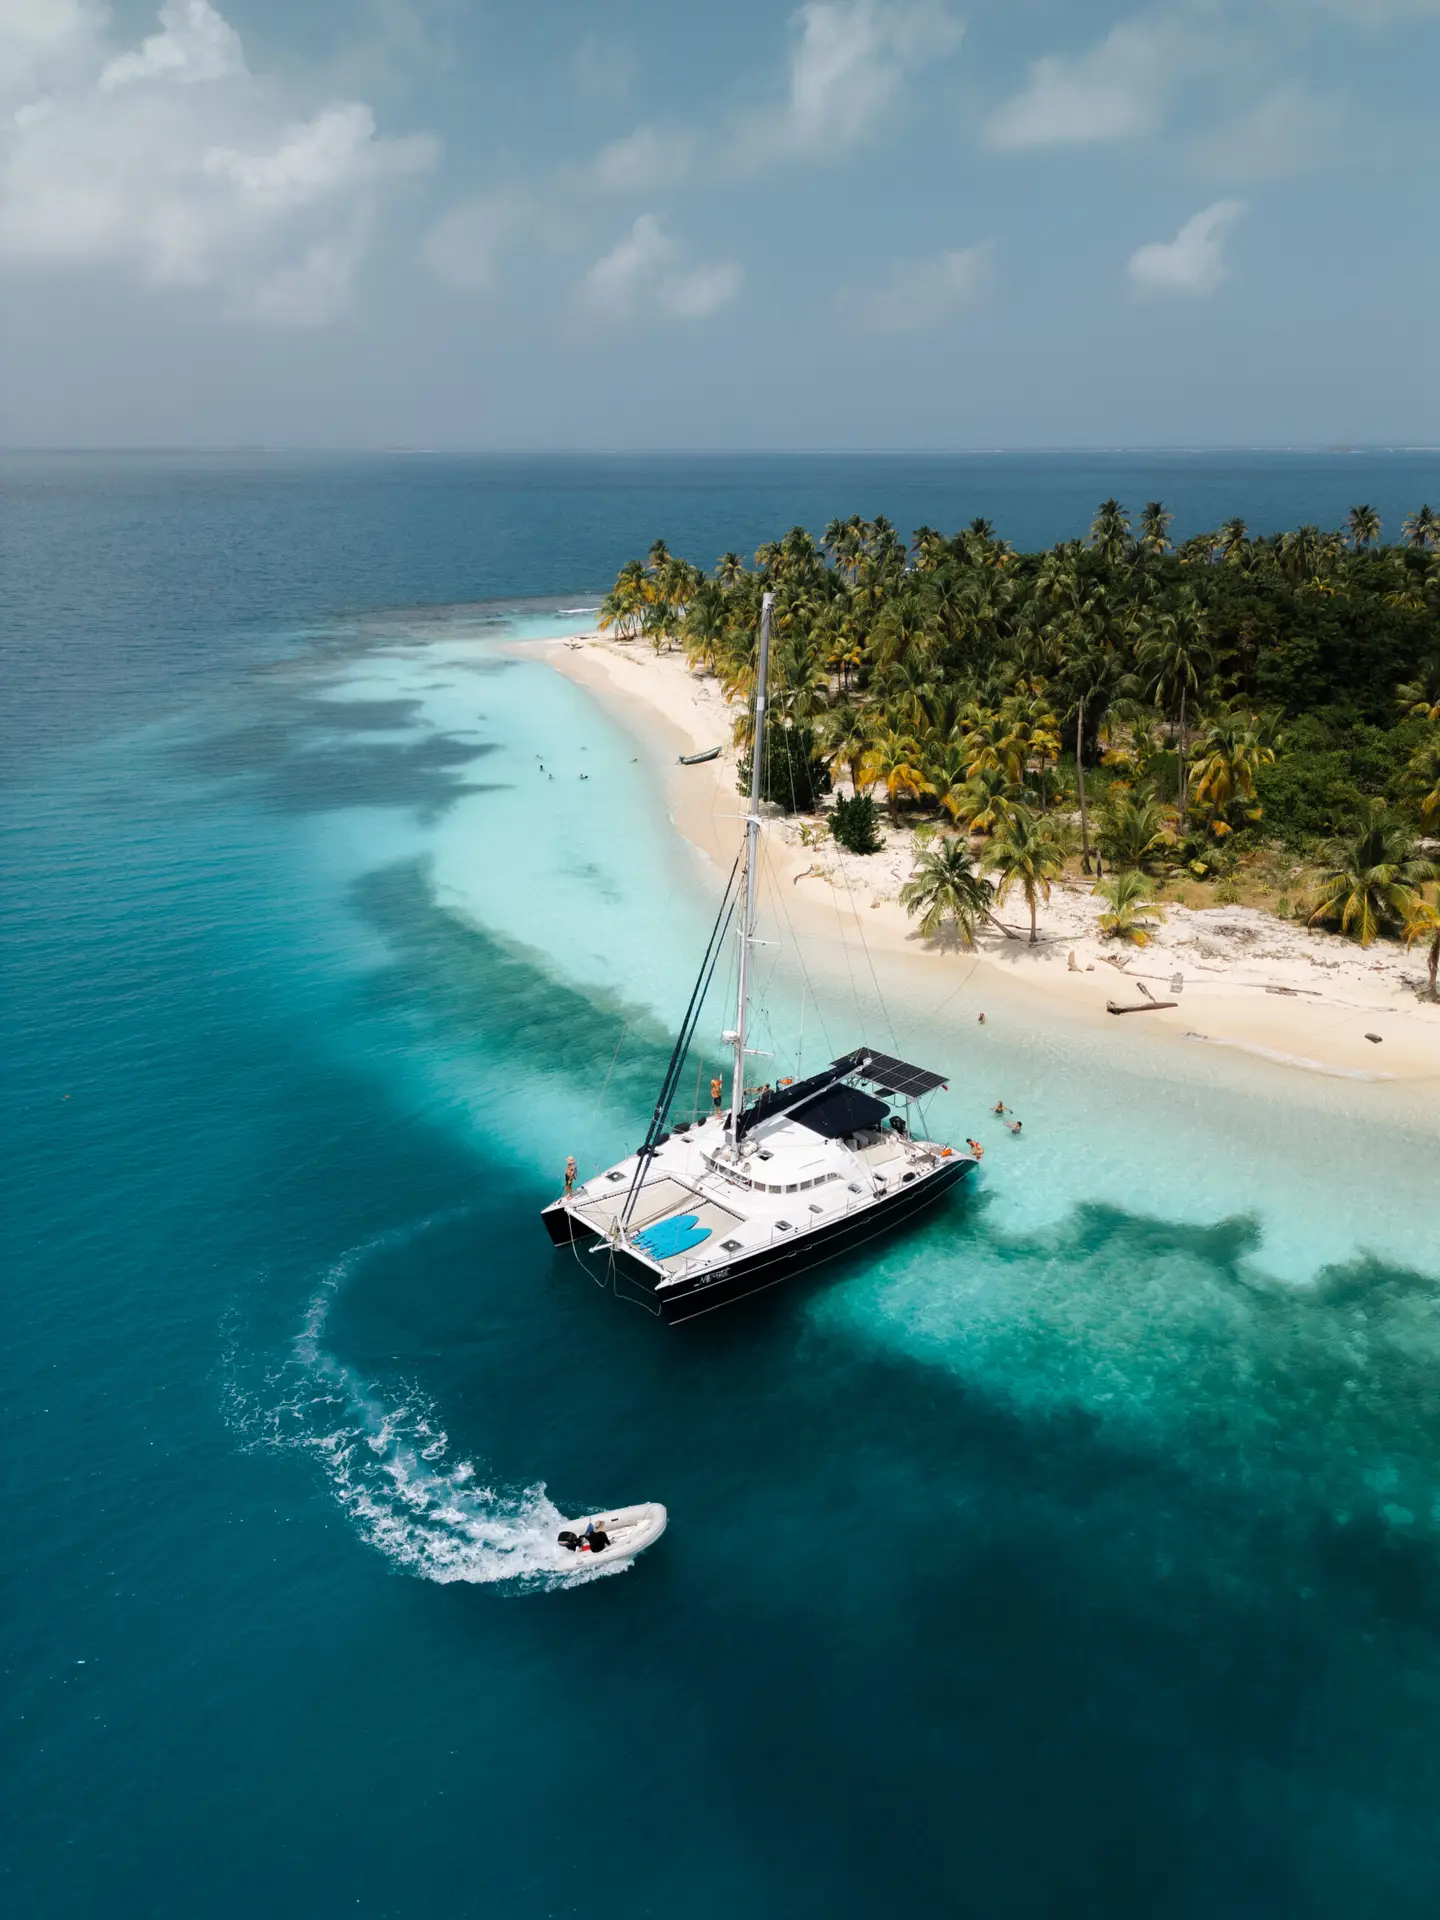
1365, 1032, 1383, 1043
1170, 973, 1184, 993
1068, 951, 1080, 972
1107, 998, 1179, 1015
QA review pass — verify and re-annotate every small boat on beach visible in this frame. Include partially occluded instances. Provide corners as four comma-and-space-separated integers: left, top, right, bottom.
555, 1502, 667, 1565
678, 744, 722, 765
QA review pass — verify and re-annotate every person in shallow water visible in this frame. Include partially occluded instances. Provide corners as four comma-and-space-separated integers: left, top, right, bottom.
1006, 1119, 1023, 1136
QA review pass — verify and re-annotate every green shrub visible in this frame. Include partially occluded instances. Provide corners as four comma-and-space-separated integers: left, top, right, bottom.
830, 793, 883, 854
736, 723, 832, 813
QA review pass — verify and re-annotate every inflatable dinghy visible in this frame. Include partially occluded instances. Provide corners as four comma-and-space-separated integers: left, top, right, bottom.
555, 1501, 667, 1566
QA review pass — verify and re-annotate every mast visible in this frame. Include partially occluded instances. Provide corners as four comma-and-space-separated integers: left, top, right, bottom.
728, 590, 773, 1149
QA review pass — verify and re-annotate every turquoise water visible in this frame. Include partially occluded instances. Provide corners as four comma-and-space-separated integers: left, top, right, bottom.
5, 451, 1440, 1916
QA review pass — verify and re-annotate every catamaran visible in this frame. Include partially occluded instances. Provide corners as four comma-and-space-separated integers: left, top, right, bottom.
541, 592, 976, 1323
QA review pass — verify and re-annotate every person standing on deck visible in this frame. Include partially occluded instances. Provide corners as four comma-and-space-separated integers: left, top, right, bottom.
710, 1076, 723, 1113
564, 1155, 577, 1196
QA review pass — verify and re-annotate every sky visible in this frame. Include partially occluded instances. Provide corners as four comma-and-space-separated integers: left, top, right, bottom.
0, 0, 1436, 449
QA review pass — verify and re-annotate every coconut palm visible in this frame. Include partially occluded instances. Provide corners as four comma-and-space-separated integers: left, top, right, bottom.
1098, 783, 1174, 871
1219, 517, 1249, 565
1307, 807, 1439, 946
858, 728, 933, 822
1346, 504, 1381, 550
899, 840, 996, 949
988, 807, 1065, 944
1189, 709, 1277, 832
1401, 734, 1440, 829
1402, 891, 1440, 999
953, 764, 1022, 837
1139, 501, 1173, 554
1401, 505, 1439, 552
818, 703, 873, 798
1396, 657, 1440, 725
1090, 499, 1132, 567
1136, 595, 1213, 809
1095, 871, 1164, 945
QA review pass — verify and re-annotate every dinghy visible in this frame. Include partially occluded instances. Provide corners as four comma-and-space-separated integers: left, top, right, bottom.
555, 1501, 667, 1566
677, 745, 722, 765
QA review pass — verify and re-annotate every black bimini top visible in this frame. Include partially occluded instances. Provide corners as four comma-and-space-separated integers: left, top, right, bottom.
737, 1048, 947, 1140
789, 1083, 890, 1139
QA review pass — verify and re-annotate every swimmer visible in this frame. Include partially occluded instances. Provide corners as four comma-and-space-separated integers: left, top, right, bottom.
965, 1138, 985, 1159
1006, 1119, 1022, 1136
992, 1100, 1008, 1116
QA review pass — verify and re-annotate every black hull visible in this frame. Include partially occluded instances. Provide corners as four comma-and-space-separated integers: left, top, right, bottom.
555, 1157, 972, 1325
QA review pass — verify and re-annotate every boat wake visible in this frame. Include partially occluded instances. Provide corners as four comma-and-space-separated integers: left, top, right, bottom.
224, 1218, 624, 1591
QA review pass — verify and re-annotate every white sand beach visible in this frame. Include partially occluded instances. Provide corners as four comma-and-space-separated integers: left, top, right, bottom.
542, 633, 1440, 1109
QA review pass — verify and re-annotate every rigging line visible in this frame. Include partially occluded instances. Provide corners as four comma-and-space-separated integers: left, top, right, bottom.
828, 815, 902, 1054
620, 862, 740, 1226
894, 952, 985, 1050
754, 824, 837, 1068
589, 1019, 629, 1126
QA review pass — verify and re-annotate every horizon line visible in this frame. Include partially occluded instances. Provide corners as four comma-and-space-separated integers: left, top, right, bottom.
3, 443, 1439, 459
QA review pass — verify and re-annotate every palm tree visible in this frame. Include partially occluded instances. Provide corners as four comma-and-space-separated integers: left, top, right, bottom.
1307, 806, 1439, 946
1396, 657, 1440, 725
1401, 505, 1439, 552
953, 764, 1022, 837
1401, 734, 1440, 830
1136, 595, 1213, 810
988, 807, 1065, 944
1346, 504, 1381, 550
899, 840, 996, 949
1139, 501, 1173, 553
1090, 499, 1132, 567
1402, 890, 1440, 999
1098, 783, 1173, 871
1189, 709, 1277, 832
1219, 517, 1249, 565
818, 703, 872, 798
1095, 871, 1164, 945
858, 728, 933, 822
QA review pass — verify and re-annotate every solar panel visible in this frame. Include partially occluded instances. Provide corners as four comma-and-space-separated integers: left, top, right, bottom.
850, 1051, 948, 1099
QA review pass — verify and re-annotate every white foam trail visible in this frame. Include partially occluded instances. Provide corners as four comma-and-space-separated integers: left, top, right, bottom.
227, 1218, 625, 1591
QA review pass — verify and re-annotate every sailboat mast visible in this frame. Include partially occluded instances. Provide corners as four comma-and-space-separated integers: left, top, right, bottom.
729, 590, 773, 1148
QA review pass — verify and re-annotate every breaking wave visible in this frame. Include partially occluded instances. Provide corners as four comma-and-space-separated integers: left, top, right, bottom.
224, 1218, 625, 1591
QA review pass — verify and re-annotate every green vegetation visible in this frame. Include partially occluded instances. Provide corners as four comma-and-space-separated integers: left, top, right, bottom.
604, 501, 1440, 964
829, 792, 883, 855
1096, 872, 1165, 946
897, 841, 996, 949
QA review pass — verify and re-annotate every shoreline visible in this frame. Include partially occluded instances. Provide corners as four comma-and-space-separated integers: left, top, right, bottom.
536, 632, 1440, 1123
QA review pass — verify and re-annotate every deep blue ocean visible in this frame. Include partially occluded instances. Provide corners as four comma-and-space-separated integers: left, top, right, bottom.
5, 450, 1440, 1918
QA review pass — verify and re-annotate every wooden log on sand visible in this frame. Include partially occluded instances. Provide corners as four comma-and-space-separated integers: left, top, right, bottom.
1107, 998, 1179, 1015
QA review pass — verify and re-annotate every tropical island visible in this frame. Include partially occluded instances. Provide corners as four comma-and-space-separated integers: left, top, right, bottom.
595, 501, 1440, 999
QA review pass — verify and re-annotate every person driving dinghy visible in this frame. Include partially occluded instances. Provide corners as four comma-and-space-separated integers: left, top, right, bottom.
557, 1521, 610, 1553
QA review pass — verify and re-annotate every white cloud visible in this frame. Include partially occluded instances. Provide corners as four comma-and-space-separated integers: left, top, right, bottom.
1190, 81, 1340, 182
578, 214, 741, 323
841, 242, 993, 331
419, 191, 521, 290
587, 125, 696, 193
739, 0, 962, 164
0, 0, 435, 323
985, 14, 1185, 149
1127, 199, 1246, 295
99, 0, 243, 91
